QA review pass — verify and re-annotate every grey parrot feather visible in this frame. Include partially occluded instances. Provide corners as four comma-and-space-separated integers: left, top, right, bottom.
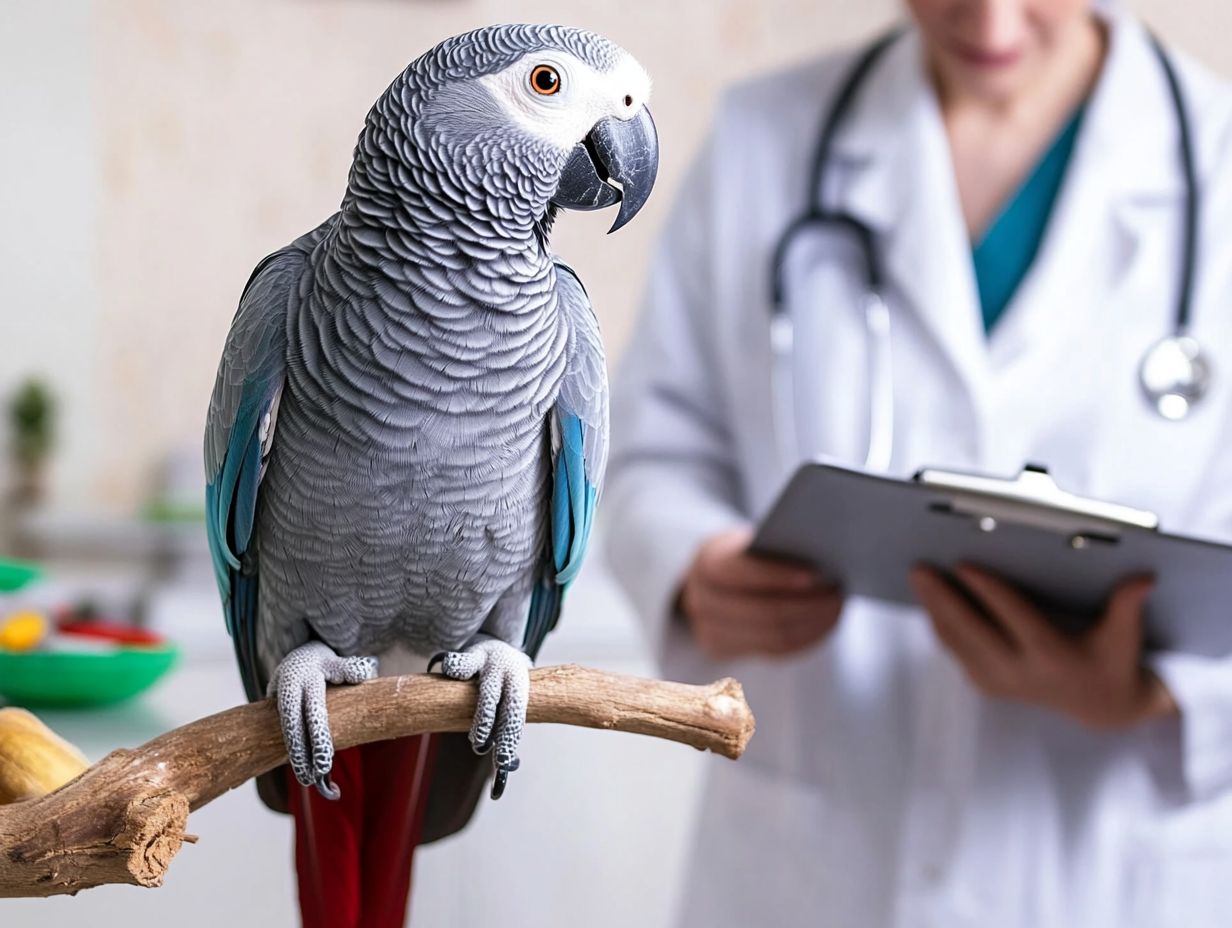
205, 22, 652, 830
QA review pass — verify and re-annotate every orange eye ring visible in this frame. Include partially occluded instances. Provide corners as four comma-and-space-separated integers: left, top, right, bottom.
530, 65, 562, 96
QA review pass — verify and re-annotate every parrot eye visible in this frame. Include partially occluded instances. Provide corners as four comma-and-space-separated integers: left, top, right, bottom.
530, 65, 562, 96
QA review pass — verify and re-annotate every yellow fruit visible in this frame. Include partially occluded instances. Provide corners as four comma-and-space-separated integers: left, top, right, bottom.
0, 611, 48, 652
0, 708, 90, 804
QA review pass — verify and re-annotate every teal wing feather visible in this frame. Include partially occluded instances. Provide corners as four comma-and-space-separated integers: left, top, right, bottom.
522, 261, 609, 658
204, 247, 305, 701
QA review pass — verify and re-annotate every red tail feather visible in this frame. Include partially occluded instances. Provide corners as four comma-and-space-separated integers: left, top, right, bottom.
290, 735, 438, 928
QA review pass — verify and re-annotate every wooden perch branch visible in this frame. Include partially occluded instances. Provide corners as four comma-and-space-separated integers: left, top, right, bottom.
0, 665, 754, 898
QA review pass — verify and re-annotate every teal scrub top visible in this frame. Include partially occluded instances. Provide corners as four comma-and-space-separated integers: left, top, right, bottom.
971, 108, 1086, 332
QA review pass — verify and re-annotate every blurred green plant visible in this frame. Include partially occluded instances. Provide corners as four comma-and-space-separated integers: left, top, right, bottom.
141, 498, 206, 524
9, 379, 55, 468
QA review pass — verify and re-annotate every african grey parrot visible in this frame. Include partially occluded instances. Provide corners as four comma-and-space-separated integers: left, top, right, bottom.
203, 24, 656, 921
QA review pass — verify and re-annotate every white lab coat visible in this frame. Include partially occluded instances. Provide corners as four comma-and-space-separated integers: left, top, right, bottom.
605, 9, 1232, 928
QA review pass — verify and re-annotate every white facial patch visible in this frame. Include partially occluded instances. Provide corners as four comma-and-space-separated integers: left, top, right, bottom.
478, 49, 652, 151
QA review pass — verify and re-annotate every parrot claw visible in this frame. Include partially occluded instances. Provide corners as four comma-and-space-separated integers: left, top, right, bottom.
270, 641, 379, 798
427, 652, 448, 674
491, 768, 509, 801
490, 757, 520, 800
314, 775, 341, 801
437, 635, 531, 799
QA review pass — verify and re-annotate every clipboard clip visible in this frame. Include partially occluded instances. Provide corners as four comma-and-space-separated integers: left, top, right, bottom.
914, 463, 1160, 543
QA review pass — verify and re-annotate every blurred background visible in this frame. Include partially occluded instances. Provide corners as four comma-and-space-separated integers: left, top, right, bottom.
1, 1, 1229, 925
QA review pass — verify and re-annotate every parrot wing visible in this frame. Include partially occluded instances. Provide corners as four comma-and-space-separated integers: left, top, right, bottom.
522, 260, 609, 658
204, 246, 305, 701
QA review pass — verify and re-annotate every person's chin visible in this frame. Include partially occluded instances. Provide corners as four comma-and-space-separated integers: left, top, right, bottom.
938, 49, 1034, 103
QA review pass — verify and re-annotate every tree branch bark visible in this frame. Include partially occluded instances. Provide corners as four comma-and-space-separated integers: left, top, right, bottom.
0, 665, 753, 898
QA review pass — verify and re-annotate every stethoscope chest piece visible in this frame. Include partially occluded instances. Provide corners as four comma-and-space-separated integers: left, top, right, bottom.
1139, 334, 1212, 421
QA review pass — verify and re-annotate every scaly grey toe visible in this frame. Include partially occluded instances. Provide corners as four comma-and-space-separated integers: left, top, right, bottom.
270, 640, 379, 798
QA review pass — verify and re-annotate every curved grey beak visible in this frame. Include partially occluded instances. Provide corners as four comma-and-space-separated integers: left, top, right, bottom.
551, 106, 659, 233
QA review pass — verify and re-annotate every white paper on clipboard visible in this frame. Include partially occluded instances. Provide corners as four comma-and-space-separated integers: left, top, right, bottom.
749, 462, 1232, 657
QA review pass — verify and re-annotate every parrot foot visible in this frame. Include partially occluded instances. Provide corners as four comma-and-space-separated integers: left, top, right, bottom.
435, 635, 531, 800
267, 640, 378, 799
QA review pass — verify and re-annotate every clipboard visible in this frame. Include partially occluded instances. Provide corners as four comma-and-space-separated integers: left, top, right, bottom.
749, 462, 1232, 657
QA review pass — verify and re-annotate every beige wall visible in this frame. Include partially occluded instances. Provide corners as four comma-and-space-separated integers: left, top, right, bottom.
5, 0, 1231, 509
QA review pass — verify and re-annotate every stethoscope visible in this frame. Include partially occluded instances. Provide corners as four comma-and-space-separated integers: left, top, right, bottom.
769, 29, 1212, 472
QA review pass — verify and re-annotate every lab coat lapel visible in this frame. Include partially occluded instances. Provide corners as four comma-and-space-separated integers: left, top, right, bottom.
830, 33, 990, 409
986, 13, 1181, 373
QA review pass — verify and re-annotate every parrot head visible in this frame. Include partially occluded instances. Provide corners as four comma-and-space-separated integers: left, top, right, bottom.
368, 25, 659, 235
467, 28, 658, 233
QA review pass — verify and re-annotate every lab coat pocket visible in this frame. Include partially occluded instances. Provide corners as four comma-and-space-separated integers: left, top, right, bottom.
1127, 795, 1232, 928
680, 759, 882, 928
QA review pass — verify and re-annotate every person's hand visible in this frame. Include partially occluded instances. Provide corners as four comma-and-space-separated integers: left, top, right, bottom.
678, 528, 842, 660
910, 564, 1178, 730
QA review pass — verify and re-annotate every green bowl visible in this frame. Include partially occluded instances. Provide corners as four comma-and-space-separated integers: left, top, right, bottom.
0, 559, 43, 594
0, 645, 179, 708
